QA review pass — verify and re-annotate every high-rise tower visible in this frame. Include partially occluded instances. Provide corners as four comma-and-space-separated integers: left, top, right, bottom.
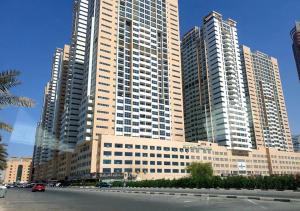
182, 12, 252, 151
35, 48, 66, 164
291, 22, 300, 81
241, 46, 293, 151
77, 0, 185, 143
60, 0, 89, 151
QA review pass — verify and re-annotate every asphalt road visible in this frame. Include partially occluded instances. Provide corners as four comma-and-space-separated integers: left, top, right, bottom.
0, 188, 300, 211
111, 187, 300, 199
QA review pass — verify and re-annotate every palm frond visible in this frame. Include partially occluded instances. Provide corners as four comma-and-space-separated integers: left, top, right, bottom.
0, 122, 13, 133
0, 144, 7, 170
0, 94, 35, 108
0, 70, 20, 78
0, 70, 21, 93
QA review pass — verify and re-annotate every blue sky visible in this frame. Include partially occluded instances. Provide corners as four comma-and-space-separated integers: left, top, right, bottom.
0, 0, 299, 157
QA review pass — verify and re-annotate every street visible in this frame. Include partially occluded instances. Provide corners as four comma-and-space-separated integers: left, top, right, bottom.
111, 187, 300, 200
0, 188, 300, 211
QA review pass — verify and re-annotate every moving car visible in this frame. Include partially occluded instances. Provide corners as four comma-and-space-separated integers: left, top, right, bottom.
32, 184, 46, 192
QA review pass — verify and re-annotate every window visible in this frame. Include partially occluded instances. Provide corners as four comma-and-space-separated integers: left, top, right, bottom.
103, 168, 111, 173
125, 144, 133, 149
114, 152, 123, 156
115, 144, 123, 148
125, 152, 133, 157
164, 169, 171, 173
125, 168, 132, 173
114, 160, 122, 164
104, 151, 112, 156
103, 160, 111, 164
125, 160, 133, 165
114, 168, 122, 173
104, 143, 112, 148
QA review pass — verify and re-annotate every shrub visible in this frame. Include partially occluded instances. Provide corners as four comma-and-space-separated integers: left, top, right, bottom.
112, 181, 124, 187
186, 162, 213, 180
122, 174, 300, 190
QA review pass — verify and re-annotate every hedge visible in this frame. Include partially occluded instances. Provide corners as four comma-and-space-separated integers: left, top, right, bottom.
125, 175, 300, 190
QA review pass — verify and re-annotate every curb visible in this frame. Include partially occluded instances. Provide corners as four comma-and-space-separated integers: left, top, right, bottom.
96, 189, 300, 203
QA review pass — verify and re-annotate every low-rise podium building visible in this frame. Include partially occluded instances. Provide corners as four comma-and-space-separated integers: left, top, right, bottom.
4, 157, 32, 184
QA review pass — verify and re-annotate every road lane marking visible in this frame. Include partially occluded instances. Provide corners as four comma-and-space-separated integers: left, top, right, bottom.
247, 199, 267, 210
184, 200, 192, 203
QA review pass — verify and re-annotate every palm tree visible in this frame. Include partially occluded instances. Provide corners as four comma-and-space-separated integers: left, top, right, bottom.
0, 70, 35, 170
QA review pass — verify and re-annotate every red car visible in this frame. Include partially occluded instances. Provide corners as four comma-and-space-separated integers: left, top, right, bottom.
32, 184, 46, 192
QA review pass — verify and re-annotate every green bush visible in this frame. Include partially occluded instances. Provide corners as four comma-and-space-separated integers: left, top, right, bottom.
112, 181, 124, 187
124, 174, 300, 190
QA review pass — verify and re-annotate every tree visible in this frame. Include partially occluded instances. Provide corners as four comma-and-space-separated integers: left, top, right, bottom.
186, 162, 213, 180
0, 70, 35, 170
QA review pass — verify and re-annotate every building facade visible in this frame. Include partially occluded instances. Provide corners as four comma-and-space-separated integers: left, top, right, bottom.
32, 46, 70, 179
4, 157, 32, 184
34, 137, 300, 181
182, 12, 251, 151
240, 46, 293, 151
60, 0, 89, 152
33, 6, 299, 182
291, 22, 300, 81
77, 0, 184, 143
39, 48, 67, 163
72, 0, 185, 178
293, 135, 300, 152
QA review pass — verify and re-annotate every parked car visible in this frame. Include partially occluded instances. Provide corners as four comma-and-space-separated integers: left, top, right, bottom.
96, 182, 111, 188
7, 184, 15, 188
32, 184, 46, 192
25, 183, 34, 188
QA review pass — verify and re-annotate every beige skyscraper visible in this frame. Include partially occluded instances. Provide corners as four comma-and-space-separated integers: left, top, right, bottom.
77, 0, 184, 143
66, 0, 185, 178
241, 46, 293, 151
